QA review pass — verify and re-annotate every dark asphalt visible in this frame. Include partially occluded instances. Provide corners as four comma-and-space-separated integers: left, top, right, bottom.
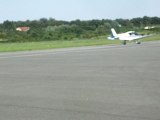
0, 41, 160, 120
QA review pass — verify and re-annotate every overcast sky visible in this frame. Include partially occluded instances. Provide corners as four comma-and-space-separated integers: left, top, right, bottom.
0, 0, 159, 22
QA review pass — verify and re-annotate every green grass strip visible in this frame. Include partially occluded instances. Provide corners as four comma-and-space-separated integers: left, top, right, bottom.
0, 35, 159, 52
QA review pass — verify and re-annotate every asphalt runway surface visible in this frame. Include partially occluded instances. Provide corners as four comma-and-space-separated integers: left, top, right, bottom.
0, 41, 160, 120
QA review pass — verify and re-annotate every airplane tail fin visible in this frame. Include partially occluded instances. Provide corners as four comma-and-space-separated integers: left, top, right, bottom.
111, 28, 118, 38
108, 28, 119, 40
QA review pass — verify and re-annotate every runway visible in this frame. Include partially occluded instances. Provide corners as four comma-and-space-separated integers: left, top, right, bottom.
0, 41, 160, 120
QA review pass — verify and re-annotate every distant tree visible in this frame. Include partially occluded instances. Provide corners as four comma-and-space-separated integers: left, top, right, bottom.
116, 19, 133, 28
3, 20, 16, 31
142, 16, 151, 26
39, 18, 48, 27
29, 20, 41, 29
150, 17, 160, 25
96, 25, 108, 35
130, 17, 143, 27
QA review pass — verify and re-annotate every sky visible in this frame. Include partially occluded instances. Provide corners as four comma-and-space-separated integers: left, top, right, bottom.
0, 0, 159, 23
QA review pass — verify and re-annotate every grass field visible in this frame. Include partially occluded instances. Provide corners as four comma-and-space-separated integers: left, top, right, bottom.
0, 35, 159, 52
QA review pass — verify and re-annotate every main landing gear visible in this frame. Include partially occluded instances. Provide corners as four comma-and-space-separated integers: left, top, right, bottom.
123, 40, 127, 45
122, 40, 141, 45
136, 40, 141, 44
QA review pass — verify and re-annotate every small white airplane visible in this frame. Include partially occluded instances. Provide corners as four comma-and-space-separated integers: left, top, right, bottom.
108, 28, 151, 45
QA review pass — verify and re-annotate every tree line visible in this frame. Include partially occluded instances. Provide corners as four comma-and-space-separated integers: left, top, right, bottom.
0, 16, 160, 42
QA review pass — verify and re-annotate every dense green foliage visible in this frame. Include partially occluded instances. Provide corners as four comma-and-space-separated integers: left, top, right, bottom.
0, 16, 160, 42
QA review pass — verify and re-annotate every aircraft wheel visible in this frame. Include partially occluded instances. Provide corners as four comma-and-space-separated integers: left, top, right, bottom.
136, 41, 141, 44
123, 40, 127, 45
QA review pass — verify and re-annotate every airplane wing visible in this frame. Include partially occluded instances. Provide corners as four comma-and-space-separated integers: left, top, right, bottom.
119, 36, 143, 41
119, 34, 152, 41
